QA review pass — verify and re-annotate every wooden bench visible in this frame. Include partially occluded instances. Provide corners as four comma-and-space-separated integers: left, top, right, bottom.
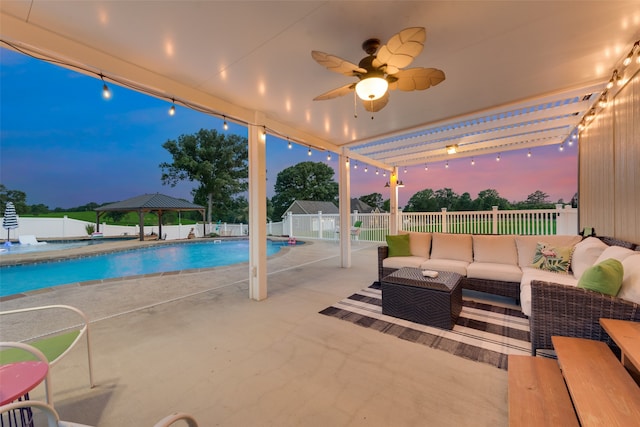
508, 355, 579, 426
552, 336, 640, 427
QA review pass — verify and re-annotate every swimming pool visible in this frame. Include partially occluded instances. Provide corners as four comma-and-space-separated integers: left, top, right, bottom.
0, 240, 293, 297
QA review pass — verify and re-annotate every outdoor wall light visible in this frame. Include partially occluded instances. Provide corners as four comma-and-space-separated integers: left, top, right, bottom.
397, 180, 405, 188
446, 144, 458, 154
355, 76, 388, 101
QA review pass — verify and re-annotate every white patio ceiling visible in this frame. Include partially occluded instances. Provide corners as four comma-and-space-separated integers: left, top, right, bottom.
1, 1, 639, 171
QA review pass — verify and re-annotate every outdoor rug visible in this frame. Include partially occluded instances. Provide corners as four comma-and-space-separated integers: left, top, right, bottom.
319, 283, 531, 370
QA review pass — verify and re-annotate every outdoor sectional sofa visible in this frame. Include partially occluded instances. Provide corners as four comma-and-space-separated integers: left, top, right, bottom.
377, 232, 640, 355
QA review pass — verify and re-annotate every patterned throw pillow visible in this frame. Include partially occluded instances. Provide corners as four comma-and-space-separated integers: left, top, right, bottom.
531, 242, 573, 274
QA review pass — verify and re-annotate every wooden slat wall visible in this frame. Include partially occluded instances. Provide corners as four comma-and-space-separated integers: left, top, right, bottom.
579, 68, 640, 244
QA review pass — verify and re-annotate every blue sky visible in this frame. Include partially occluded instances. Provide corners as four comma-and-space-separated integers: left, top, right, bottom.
1, 48, 578, 209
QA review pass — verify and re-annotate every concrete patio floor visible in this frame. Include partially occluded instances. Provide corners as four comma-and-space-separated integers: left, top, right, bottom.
0, 239, 508, 426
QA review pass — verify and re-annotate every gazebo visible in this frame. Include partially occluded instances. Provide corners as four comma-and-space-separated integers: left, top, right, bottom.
95, 194, 205, 241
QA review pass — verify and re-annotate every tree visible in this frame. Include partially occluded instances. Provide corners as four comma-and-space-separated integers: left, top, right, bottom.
454, 192, 474, 211
522, 190, 554, 209
434, 188, 459, 211
0, 184, 28, 214
404, 189, 438, 212
271, 161, 338, 219
473, 189, 511, 211
160, 129, 248, 223
359, 193, 384, 210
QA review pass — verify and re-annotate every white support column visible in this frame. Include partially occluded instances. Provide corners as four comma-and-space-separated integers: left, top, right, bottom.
389, 167, 399, 235
248, 118, 267, 301
338, 153, 351, 267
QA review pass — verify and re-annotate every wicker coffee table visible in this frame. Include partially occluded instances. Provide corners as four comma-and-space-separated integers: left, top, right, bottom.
381, 267, 463, 329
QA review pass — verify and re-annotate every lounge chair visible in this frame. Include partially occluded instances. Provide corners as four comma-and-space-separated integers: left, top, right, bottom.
18, 235, 47, 245
0, 305, 94, 389
0, 401, 199, 427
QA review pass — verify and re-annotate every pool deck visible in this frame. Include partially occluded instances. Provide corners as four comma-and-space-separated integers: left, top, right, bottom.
0, 239, 508, 426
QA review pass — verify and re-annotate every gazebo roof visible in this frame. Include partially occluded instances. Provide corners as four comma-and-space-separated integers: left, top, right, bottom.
95, 193, 204, 212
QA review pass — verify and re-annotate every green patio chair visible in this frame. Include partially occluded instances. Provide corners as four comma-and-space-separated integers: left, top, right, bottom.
0, 305, 94, 389
351, 220, 363, 240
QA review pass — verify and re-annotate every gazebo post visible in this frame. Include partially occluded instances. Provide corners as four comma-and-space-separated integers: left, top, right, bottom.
157, 210, 163, 240
139, 209, 144, 241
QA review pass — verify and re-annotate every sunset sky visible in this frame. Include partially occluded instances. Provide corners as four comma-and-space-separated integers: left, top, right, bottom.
1, 48, 578, 210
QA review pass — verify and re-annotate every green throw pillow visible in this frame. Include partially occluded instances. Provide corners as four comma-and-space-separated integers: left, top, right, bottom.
531, 242, 573, 274
386, 234, 412, 257
578, 258, 624, 296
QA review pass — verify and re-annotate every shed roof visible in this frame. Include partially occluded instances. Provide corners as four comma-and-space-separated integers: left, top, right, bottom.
95, 194, 204, 212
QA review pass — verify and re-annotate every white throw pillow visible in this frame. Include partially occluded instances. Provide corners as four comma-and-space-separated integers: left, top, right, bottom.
594, 245, 636, 265
618, 254, 640, 305
571, 237, 609, 279
400, 231, 431, 258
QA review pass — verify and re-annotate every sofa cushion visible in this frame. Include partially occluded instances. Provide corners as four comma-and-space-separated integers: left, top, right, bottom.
383, 256, 426, 270
571, 237, 609, 280
420, 259, 469, 276
466, 262, 523, 283
519, 267, 579, 317
577, 258, 624, 296
472, 235, 518, 265
386, 234, 412, 257
617, 254, 640, 305
594, 245, 636, 264
430, 233, 473, 262
515, 235, 582, 268
400, 231, 431, 258
530, 242, 573, 274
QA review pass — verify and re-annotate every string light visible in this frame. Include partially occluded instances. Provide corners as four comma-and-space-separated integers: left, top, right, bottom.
527, 149, 532, 158
383, 170, 386, 177
559, 143, 564, 152
168, 98, 176, 116
403, 166, 407, 174
354, 161, 358, 169
287, 138, 292, 149
424, 164, 428, 171
346, 157, 350, 167
261, 126, 267, 141
223, 116, 229, 131
308, 146, 312, 156
471, 158, 475, 166
326, 152, 331, 161
100, 74, 111, 100
496, 153, 501, 162
364, 166, 368, 172
375, 169, 379, 175
445, 161, 449, 169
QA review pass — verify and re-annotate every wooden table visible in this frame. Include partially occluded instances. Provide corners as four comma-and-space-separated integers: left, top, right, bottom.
552, 336, 640, 427
600, 318, 640, 383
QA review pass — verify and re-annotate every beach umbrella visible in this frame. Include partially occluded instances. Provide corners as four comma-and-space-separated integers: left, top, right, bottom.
3, 202, 19, 242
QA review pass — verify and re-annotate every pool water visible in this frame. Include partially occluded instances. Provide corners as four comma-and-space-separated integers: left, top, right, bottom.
0, 240, 292, 297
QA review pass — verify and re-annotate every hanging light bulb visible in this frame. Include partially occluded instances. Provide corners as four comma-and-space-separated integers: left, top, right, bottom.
375, 169, 379, 175
308, 147, 312, 156
287, 139, 292, 149
383, 170, 386, 177
471, 158, 475, 166
403, 166, 407, 174
223, 116, 229, 131
623, 51, 633, 66
424, 164, 428, 171
326, 152, 331, 161
527, 150, 532, 158
445, 161, 449, 169
496, 153, 501, 162
100, 75, 111, 100
169, 99, 176, 116
364, 166, 368, 173
559, 143, 564, 152
607, 70, 617, 89
346, 157, 350, 167
354, 161, 358, 169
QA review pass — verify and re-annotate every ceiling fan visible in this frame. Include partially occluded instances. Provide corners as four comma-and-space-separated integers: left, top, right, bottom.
311, 27, 445, 112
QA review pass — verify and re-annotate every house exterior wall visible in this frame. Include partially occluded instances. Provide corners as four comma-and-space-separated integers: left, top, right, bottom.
579, 67, 640, 243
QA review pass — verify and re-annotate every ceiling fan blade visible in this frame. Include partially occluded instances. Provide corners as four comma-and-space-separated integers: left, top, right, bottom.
362, 92, 390, 112
311, 51, 366, 76
388, 68, 445, 91
376, 27, 426, 71
313, 83, 356, 100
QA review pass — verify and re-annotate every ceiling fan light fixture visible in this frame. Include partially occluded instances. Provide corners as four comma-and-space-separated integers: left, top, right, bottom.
355, 76, 388, 101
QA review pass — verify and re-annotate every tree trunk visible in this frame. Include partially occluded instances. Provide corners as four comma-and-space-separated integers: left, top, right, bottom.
207, 192, 213, 226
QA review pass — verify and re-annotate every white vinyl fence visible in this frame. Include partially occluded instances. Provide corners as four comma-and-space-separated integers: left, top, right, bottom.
2, 205, 577, 242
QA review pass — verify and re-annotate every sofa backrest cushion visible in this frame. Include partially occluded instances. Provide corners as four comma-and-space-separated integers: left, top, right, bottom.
472, 235, 518, 265
399, 231, 431, 258
577, 258, 624, 296
618, 254, 640, 305
594, 245, 637, 265
571, 237, 609, 280
515, 235, 582, 268
386, 234, 412, 257
430, 233, 473, 262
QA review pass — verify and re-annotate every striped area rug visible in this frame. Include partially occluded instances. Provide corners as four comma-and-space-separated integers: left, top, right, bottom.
319, 283, 530, 370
